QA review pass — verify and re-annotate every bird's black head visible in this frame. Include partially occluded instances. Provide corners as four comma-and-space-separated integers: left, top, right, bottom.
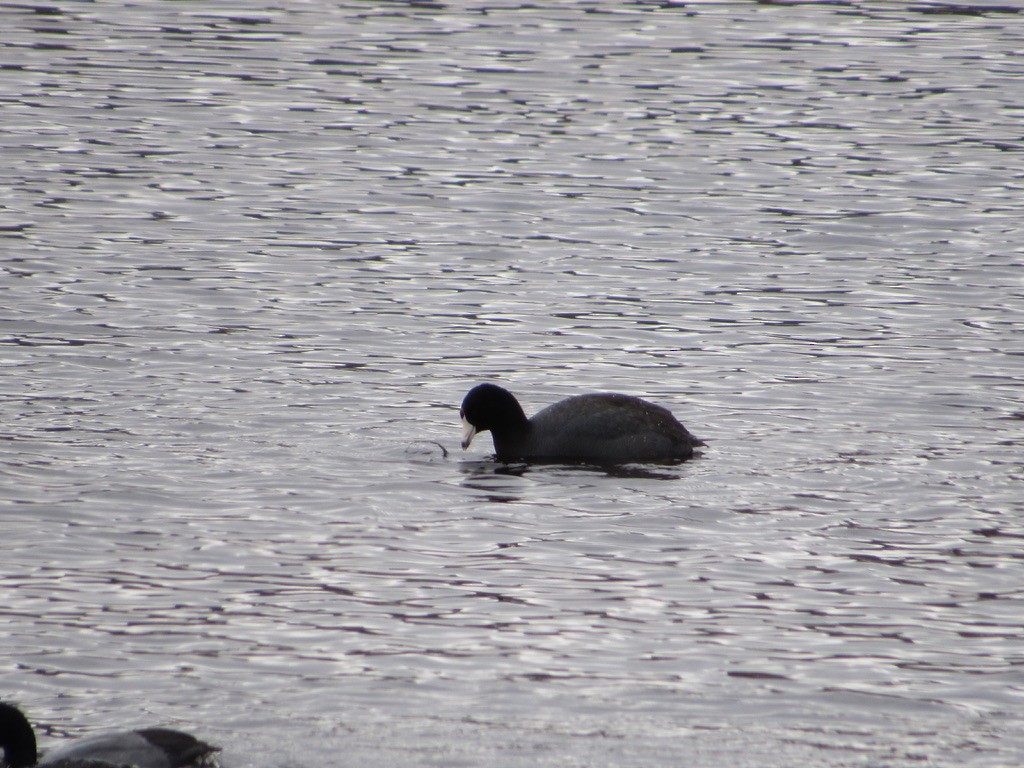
460, 383, 528, 449
0, 701, 39, 768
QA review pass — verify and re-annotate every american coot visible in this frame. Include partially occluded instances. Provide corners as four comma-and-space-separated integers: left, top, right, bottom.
0, 702, 219, 768
460, 383, 704, 464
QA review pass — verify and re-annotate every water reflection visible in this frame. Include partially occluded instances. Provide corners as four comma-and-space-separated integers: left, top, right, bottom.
462, 457, 700, 482
458, 461, 526, 502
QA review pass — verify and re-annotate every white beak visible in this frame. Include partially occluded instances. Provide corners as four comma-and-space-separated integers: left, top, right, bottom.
461, 415, 477, 450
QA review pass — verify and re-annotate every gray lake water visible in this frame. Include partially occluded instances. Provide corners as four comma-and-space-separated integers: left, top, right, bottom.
2, 1, 1022, 766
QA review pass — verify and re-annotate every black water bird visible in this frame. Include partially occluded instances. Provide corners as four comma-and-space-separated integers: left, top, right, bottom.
459, 382, 704, 464
0, 702, 219, 768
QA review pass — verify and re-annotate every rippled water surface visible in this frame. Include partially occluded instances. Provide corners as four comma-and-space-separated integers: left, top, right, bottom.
2, 1, 1022, 766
